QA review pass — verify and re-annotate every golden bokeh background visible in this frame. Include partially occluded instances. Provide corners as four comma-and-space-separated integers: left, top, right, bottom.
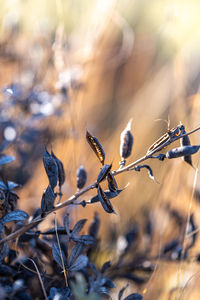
1, 0, 200, 298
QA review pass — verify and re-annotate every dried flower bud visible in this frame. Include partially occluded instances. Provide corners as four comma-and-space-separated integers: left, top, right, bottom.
77, 165, 87, 189
120, 119, 134, 166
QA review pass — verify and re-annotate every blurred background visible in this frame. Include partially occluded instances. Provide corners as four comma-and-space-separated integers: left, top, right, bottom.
1, 0, 200, 299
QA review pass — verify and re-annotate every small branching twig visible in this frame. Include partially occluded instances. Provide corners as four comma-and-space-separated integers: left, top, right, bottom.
0, 125, 200, 247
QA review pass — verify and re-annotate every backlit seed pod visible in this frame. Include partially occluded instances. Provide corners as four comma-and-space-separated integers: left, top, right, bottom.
97, 164, 112, 183
97, 185, 116, 214
86, 131, 105, 165
166, 145, 200, 159
120, 119, 134, 161
77, 165, 87, 189
107, 172, 118, 192
180, 127, 192, 166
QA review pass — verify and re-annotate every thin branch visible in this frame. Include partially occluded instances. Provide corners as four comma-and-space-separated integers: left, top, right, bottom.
0, 124, 200, 246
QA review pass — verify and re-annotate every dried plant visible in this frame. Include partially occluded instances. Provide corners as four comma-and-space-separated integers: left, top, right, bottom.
0, 119, 200, 300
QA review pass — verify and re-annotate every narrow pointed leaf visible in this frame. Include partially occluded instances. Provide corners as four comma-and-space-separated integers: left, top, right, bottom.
124, 294, 143, 300
89, 212, 100, 238
86, 131, 105, 165
68, 255, 88, 271
1, 210, 29, 224
68, 243, 83, 267
52, 243, 67, 269
97, 164, 112, 183
72, 219, 87, 236
72, 235, 95, 245
118, 284, 129, 300
97, 185, 116, 214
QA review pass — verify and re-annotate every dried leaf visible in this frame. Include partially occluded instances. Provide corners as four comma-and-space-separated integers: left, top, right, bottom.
0, 155, 15, 166
77, 165, 87, 189
101, 261, 111, 274
51, 151, 65, 187
68, 243, 83, 267
97, 164, 112, 183
43, 149, 58, 190
41, 186, 56, 213
86, 131, 105, 165
97, 185, 116, 214
63, 213, 71, 236
166, 145, 200, 159
107, 172, 118, 192
1, 210, 29, 224
120, 119, 134, 161
68, 255, 88, 272
52, 243, 67, 269
72, 219, 87, 237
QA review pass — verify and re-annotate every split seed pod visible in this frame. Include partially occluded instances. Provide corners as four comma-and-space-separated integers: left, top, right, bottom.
43, 149, 58, 190
166, 145, 200, 159
120, 119, 134, 165
97, 185, 116, 214
51, 151, 65, 188
86, 131, 105, 165
77, 165, 87, 189
97, 164, 112, 183
107, 172, 118, 192
180, 127, 192, 166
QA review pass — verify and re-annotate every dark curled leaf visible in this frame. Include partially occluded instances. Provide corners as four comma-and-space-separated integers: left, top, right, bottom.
120, 119, 134, 160
166, 145, 200, 159
86, 131, 105, 165
51, 151, 65, 187
133, 165, 156, 182
124, 294, 143, 300
107, 172, 118, 192
72, 219, 87, 236
118, 284, 129, 300
90, 189, 123, 203
0, 154, 15, 166
52, 243, 67, 269
97, 164, 112, 183
77, 165, 87, 189
89, 212, 100, 238
180, 127, 193, 166
41, 185, 56, 213
43, 149, 58, 190
68, 255, 88, 271
101, 261, 111, 274
41, 226, 66, 235
68, 243, 83, 267
1, 210, 29, 224
0, 242, 9, 261
97, 185, 116, 214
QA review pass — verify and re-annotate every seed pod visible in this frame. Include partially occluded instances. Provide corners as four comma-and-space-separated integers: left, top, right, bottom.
97, 185, 116, 214
97, 164, 112, 183
41, 185, 56, 213
43, 149, 58, 190
107, 172, 118, 192
180, 127, 192, 166
86, 131, 105, 165
77, 165, 87, 189
166, 145, 200, 159
120, 119, 134, 164
51, 151, 65, 188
